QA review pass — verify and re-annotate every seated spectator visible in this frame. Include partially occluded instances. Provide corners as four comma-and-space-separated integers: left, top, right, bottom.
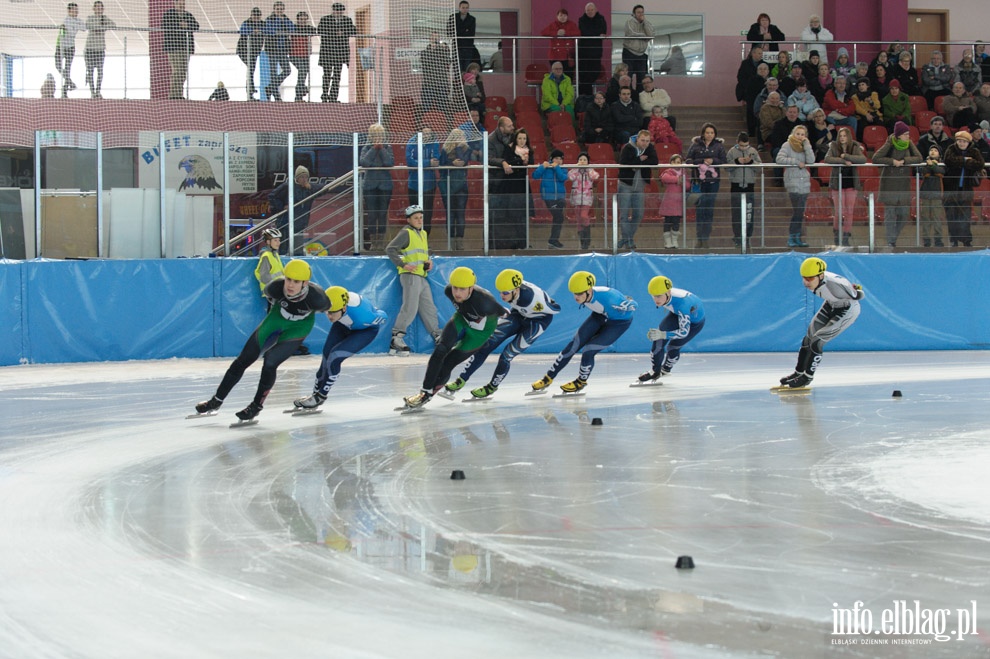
823, 75, 858, 135
488, 41, 504, 72
779, 61, 804, 98
887, 42, 909, 65
540, 9, 580, 80
806, 108, 837, 161
605, 63, 630, 105
743, 62, 771, 137
540, 61, 575, 117
639, 75, 675, 129
41, 73, 57, 98
787, 78, 820, 121
465, 62, 486, 110
208, 81, 229, 101
758, 91, 786, 143
921, 50, 955, 110
882, 79, 912, 132
956, 50, 983, 95
659, 45, 687, 76
869, 51, 892, 77
870, 63, 890, 99
771, 50, 792, 80
890, 50, 921, 96
462, 71, 484, 117
809, 62, 833, 104
943, 81, 978, 128
610, 86, 642, 145
799, 15, 833, 63
832, 48, 854, 80
582, 91, 612, 144
754, 76, 781, 116
854, 61, 870, 83
800, 50, 822, 83
917, 115, 953, 157
746, 13, 784, 52
852, 77, 883, 139
647, 105, 683, 154
976, 82, 990, 123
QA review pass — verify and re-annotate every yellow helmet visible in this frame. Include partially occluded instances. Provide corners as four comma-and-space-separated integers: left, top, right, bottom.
800, 257, 827, 278
648, 275, 673, 296
326, 286, 349, 312
568, 271, 596, 294
283, 259, 311, 282
449, 266, 477, 288
495, 268, 523, 292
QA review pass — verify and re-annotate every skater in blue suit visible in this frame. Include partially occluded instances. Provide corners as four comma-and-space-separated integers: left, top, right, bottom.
444, 268, 560, 399
638, 275, 705, 383
293, 286, 388, 410
531, 270, 636, 394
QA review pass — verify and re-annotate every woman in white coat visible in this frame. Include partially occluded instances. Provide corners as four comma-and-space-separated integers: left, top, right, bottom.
800, 15, 833, 64
775, 124, 816, 247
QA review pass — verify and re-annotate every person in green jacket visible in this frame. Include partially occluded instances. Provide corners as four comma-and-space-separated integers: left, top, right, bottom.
881, 79, 912, 133
540, 61, 575, 118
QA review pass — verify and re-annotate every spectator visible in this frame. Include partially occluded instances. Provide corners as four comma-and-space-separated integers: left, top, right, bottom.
779, 62, 803, 99
870, 63, 891, 100
799, 14, 833, 63
806, 107, 837, 161
917, 115, 953, 156
616, 130, 658, 250
943, 81, 978, 128
771, 51, 793, 81
358, 123, 393, 252
488, 41, 504, 72
956, 50, 983, 94
890, 51, 921, 97
969, 122, 990, 164
831, 48, 854, 80
758, 91, 785, 144
976, 82, 990, 122
882, 79, 912, 132
685, 122, 727, 249
610, 86, 642, 145
406, 127, 441, 235
978, 43, 990, 81
268, 165, 325, 253
853, 61, 870, 84
744, 62, 770, 137
800, 50, 823, 84
823, 76, 858, 135
754, 76, 781, 116
622, 5, 654, 92
775, 124, 816, 247
808, 61, 833, 105
238, 7, 265, 100
852, 77, 883, 139
289, 10, 316, 102
605, 63, 630, 105
208, 81, 229, 101
577, 2, 607, 97
447, 0, 480, 72
942, 130, 985, 247
921, 50, 955, 110
540, 61, 575, 117
746, 13, 784, 52
582, 91, 612, 144
736, 45, 764, 106
770, 104, 803, 158
486, 116, 516, 249
41, 73, 57, 98
420, 32, 453, 112
823, 126, 867, 246
918, 144, 946, 247
658, 154, 688, 248
869, 50, 892, 76
385, 205, 441, 353
439, 128, 472, 250
659, 45, 686, 76
872, 121, 922, 247
532, 149, 569, 249
497, 128, 535, 250
317, 2, 356, 103
162, 0, 197, 100
456, 108, 484, 161
640, 75, 674, 129
263, 2, 294, 102
465, 62, 486, 110
648, 105, 682, 154
568, 151, 600, 249
887, 42, 909, 65
84, 0, 115, 99
725, 131, 762, 247
540, 9, 580, 81
462, 71, 484, 117
55, 2, 85, 97
787, 76, 820, 121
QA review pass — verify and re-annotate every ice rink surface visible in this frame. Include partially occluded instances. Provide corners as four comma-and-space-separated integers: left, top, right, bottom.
1, 351, 989, 658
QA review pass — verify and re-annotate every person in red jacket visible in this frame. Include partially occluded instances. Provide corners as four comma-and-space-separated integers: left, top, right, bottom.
822, 75, 859, 136
540, 9, 580, 82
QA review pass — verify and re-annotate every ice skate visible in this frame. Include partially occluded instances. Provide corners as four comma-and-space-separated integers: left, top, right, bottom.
554, 378, 587, 398
231, 401, 263, 426
630, 370, 664, 387
771, 372, 812, 393
465, 383, 497, 401
389, 333, 410, 356
526, 374, 553, 396
286, 393, 325, 415
395, 390, 431, 413
188, 396, 222, 418
438, 377, 465, 400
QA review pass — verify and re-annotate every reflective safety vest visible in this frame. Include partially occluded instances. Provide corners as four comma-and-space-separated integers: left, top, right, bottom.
254, 248, 284, 293
397, 226, 429, 277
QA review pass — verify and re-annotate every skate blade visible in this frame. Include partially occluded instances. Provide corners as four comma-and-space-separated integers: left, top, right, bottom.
393, 405, 425, 415
185, 411, 218, 419
770, 386, 811, 394
229, 418, 260, 428
462, 396, 493, 403
525, 390, 548, 396
629, 381, 663, 388
284, 408, 323, 416
436, 390, 456, 401
389, 349, 410, 357
552, 392, 586, 398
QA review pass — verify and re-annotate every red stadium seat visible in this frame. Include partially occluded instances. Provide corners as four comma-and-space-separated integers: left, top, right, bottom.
908, 95, 928, 116
803, 193, 834, 223
549, 123, 577, 144
546, 110, 572, 129
862, 125, 889, 151
525, 63, 548, 86
556, 142, 581, 163
933, 94, 946, 117
513, 96, 539, 115
654, 142, 681, 163
585, 142, 616, 164
485, 95, 508, 114
914, 110, 936, 128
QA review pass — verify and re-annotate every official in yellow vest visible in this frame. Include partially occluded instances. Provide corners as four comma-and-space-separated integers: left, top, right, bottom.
254, 227, 285, 310
385, 205, 441, 353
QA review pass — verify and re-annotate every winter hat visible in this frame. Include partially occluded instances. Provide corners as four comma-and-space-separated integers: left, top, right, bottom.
463, 72, 476, 84
930, 115, 945, 125
954, 131, 973, 143
295, 165, 310, 179
893, 121, 910, 137
888, 79, 901, 89
549, 148, 564, 160
809, 50, 820, 58
980, 120, 990, 133
837, 47, 849, 58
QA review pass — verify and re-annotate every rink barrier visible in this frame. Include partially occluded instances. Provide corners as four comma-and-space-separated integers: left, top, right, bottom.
1, 252, 989, 365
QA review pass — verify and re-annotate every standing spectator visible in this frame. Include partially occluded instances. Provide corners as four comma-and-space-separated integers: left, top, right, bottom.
648, 105, 682, 154
568, 151, 599, 249
942, 130, 985, 247
852, 77, 883, 140
487, 116, 515, 248
920, 50, 955, 110
385, 206, 441, 353
978, 82, 990, 123
406, 127, 441, 235
776, 124, 816, 247
725, 132, 761, 247
658, 154, 688, 249
823, 127, 867, 246
917, 115, 952, 157
358, 123, 393, 252
582, 91, 612, 144
84, 0, 115, 99
659, 45, 686, 76
577, 2, 607, 97
268, 165, 325, 252
532, 149, 569, 249
743, 62, 770, 136
799, 14, 833, 63
956, 51, 984, 95
289, 11, 316, 102
737, 47, 765, 137
639, 75, 674, 129
823, 76, 858, 135
872, 121, 922, 247
622, 5, 654, 93
918, 144, 946, 247
685, 122, 727, 248
881, 79, 911, 132
263, 2, 293, 102
610, 87, 642, 146
446, 0, 479, 73
317, 2, 356, 103
746, 13, 784, 52
943, 81, 978, 129
162, 0, 197, 100
439, 128, 472, 250
616, 130, 658, 250
787, 77, 820, 121
758, 91, 785, 144
970, 122, 990, 163
55, 2, 86, 97
238, 7, 265, 100
540, 61, 575, 117
420, 32, 453, 112
457, 108, 484, 160
208, 81, 229, 101
41, 74, 57, 98
540, 9, 580, 81
890, 51, 921, 97
499, 129, 535, 251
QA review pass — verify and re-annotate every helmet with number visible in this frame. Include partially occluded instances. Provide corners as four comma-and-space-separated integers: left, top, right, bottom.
800, 257, 827, 278
495, 268, 523, 292
648, 275, 673, 297
325, 286, 349, 312
283, 259, 312, 282
262, 227, 282, 240
404, 204, 424, 218
449, 266, 477, 288
568, 271, 596, 294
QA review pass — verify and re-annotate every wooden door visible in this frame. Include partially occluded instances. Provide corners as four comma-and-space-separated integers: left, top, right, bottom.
354, 7, 371, 103
908, 11, 948, 66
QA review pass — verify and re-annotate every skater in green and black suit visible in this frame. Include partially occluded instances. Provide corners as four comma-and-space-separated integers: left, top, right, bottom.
195, 259, 330, 421
402, 266, 506, 409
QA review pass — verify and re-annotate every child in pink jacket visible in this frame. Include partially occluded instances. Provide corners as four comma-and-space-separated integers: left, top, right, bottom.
567, 151, 600, 250
657, 153, 689, 249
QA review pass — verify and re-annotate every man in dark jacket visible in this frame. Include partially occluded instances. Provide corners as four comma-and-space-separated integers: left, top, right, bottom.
616, 130, 659, 249
917, 115, 953, 157
577, 3, 607, 97
317, 2, 356, 102
610, 86, 641, 145
942, 130, 986, 246
268, 165, 326, 254
447, 1, 480, 72
162, 0, 199, 99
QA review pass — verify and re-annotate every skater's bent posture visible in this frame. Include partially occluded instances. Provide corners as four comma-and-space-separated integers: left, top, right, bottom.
402, 266, 506, 409
445, 268, 560, 398
293, 286, 388, 410
780, 257, 864, 388
531, 270, 636, 394
195, 259, 329, 421
638, 275, 705, 382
